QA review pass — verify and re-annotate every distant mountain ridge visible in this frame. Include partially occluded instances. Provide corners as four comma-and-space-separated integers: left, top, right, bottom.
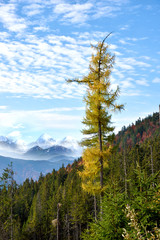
29, 133, 56, 149
0, 155, 74, 184
0, 136, 18, 149
0, 134, 81, 183
24, 145, 73, 160
0, 134, 82, 159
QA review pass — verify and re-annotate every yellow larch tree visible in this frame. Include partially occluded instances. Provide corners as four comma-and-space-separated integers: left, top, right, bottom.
67, 34, 124, 214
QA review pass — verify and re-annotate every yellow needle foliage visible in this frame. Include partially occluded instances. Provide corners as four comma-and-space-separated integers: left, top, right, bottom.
79, 146, 111, 195
67, 35, 123, 198
80, 41, 123, 148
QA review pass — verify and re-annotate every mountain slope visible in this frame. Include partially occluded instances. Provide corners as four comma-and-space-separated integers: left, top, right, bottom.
0, 155, 74, 183
29, 133, 56, 149
24, 145, 73, 160
114, 112, 160, 150
0, 134, 81, 159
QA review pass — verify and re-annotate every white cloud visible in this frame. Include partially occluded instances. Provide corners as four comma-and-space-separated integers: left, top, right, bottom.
115, 57, 151, 73
0, 32, 10, 40
53, 0, 129, 25
115, 59, 134, 70
153, 77, 160, 83
0, 3, 27, 32
23, 4, 44, 16
121, 79, 135, 89
34, 107, 85, 113
93, 5, 120, 18
54, 2, 93, 24
109, 44, 118, 50
0, 0, 156, 108
122, 90, 140, 96
113, 69, 125, 79
123, 57, 151, 68
119, 39, 128, 45
0, 108, 84, 138
93, 0, 129, 19
126, 37, 148, 42
0, 33, 91, 98
120, 24, 129, 30
34, 26, 48, 31
119, 37, 148, 45
0, 29, 152, 100
140, 56, 151, 60
0, 106, 7, 110
136, 79, 149, 86
7, 130, 22, 139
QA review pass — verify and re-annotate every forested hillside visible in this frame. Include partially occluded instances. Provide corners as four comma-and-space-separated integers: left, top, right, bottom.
0, 112, 160, 239
115, 112, 160, 149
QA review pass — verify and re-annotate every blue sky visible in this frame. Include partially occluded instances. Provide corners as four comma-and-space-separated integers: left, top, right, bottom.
0, 0, 160, 143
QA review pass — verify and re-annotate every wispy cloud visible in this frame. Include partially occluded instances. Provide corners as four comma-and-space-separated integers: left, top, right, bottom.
52, 0, 129, 25
23, 3, 44, 17
0, 3, 27, 32
0, 107, 84, 141
0, 33, 91, 98
120, 24, 129, 30
153, 77, 160, 83
7, 130, 22, 140
0, 26, 153, 100
0, 106, 7, 110
33, 26, 48, 32
122, 57, 151, 68
121, 79, 135, 89
53, 2, 93, 24
136, 79, 149, 86
93, 5, 120, 18
119, 37, 148, 45
93, 0, 129, 18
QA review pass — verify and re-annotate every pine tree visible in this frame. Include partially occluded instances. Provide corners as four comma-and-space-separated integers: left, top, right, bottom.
67, 34, 123, 213
0, 163, 16, 240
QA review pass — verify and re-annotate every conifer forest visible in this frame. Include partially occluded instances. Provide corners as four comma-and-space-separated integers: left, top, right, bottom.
0, 38, 160, 240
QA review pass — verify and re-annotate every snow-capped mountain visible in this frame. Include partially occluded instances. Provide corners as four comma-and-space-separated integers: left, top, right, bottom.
0, 136, 14, 145
59, 136, 79, 149
29, 133, 56, 149
29, 134, 82, 156
0, 134, 82, 159
0, 136, 18, 149
0, 136, 24, 159
0, 136, 28, 152
0, 134, 81, 182
24, 145, 73, 160
58, 136, 82, 156
0, 136, 8, 142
